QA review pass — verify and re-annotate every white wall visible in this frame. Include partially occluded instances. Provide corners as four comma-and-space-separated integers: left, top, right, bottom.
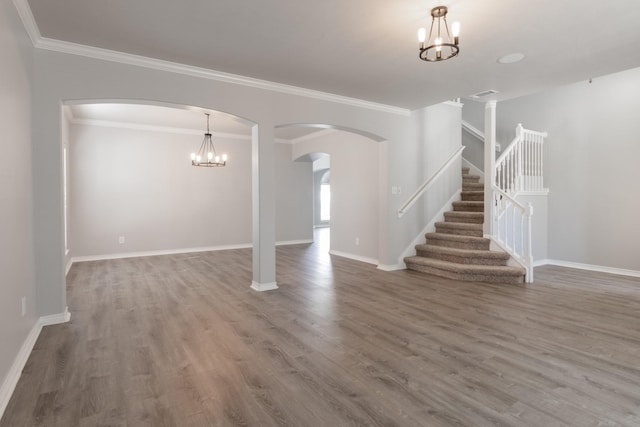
68, 123, 312, 257
293, 132, 379, 262
493, 67, 640, 271
0, 0, 38, 408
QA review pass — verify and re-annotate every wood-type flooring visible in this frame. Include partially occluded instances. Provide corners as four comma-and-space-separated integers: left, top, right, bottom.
2, 231, 640, 426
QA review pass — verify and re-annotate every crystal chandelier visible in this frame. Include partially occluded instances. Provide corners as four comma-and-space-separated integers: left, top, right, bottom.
417, 6, 460, 62
190, 113, 228, 167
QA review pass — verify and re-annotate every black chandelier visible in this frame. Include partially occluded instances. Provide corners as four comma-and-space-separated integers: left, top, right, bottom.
190, 113, 227, 167
417, 6, 460, 62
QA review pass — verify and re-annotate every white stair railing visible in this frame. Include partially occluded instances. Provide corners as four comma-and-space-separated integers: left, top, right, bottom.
495, 124, 547, 194
492, 186, 534, 282
492, 124, 547, 283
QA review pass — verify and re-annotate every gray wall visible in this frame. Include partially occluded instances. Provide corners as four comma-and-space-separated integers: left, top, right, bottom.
494, 67, 640, 270
69, 123, 312, 257
274, 143, 313, 243
293, 132, 380, 261
0, 0, 38, 399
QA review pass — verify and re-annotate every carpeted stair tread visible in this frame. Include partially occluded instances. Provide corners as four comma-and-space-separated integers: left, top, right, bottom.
425, 232, 491, 250
415, 244, 510, 265
462, 182, 484, 191
407, 167, 526, 284
435, 221, 483, 237
452, 201, 484, 212
404, 257, 525, 284
443, 211, 484, 224
461, 191, 484, 201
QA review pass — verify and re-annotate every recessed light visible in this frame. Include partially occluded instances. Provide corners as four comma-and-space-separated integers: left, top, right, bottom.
497, 52, 525, 64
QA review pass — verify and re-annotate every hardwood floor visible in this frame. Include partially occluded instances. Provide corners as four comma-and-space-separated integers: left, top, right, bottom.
2, 231, 640, 426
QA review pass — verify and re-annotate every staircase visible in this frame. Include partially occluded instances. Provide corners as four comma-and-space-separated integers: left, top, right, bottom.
404, 168, 526, 284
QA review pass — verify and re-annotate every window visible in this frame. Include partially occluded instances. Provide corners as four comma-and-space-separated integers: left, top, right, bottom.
320, 184, 330, 221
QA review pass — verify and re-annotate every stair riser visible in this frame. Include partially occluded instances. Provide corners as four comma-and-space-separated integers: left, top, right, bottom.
415, 249, 508, 266
461, 193, 484, 202
435, 226, 483, 237
406, 263, 524, 284
462, 176, 480, 184
452, 203, 484, 212
426, 238, 490, 250
444, 213, 484, 224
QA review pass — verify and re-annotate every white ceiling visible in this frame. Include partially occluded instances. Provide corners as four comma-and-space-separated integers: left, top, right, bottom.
26, 0, 640, 109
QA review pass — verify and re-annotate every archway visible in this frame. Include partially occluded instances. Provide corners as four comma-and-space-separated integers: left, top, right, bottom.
277, 124, 386, 267
62, 99, 257, 287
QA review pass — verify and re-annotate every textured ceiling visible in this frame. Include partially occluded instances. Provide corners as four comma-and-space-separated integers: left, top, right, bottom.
28, 0, 640, 109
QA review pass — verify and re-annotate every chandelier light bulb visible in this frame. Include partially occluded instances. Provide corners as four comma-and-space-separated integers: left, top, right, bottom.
418, 27, 426, 43
452, 21, 460, 38
208, 152, 213, 160
215, 155, 220, 163
190, 153, 196, 161
435, 37, 442, 50
222, 154, 228, 162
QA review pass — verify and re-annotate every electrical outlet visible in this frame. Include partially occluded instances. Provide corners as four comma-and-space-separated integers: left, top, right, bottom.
21, 297, 26, 316
355, 237, 360, 246
118, 236, 125, 244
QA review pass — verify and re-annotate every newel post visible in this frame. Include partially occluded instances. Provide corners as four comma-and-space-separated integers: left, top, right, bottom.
483, 101, 497, 237
526, 202, 534, 282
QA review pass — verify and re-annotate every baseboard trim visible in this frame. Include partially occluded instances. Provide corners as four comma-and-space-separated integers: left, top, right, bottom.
65, 258, 73, 276
71, 240, 317, 263
71, 244, 253, 262
40, 307, 71, 326
536, 259, 640, 278
250, 281, 279, 292
377, 263, 405, 271
328, 250, 378, 266
275, 239, 314, 246
0, 308, 71, 420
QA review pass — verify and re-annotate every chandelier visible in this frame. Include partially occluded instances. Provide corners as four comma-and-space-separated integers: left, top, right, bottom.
190, 113, 228, 167
417, 6, 460, 62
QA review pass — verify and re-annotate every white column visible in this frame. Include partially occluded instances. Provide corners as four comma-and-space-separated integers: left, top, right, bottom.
483, 101, 497, 236
250, 123, 278, 291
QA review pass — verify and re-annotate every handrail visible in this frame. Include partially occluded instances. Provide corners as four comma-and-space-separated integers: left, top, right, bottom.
495, 123, 548, 194
491, 184, 534, 282
462, 120, 501, 152
397, 146, 465, 218
462, 120, 484, 141
495, 134, 520, 166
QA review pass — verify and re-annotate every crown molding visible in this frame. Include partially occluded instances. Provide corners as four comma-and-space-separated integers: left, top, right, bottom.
11, 0, 40, 44
12, 0, 410, 117
70, 118, 252, 140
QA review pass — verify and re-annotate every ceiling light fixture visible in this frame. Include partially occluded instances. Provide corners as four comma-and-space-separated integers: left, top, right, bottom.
497, 52, 525, 64
191, 113, 228, 167
418, 6, 460, 62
